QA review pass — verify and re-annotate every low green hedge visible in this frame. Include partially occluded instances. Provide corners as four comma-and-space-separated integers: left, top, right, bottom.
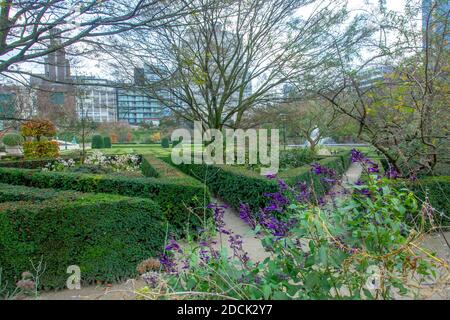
0, 183, 61, 202
163, 155, 350, 212
140, 155, 160, 178
0, 185, 165, 292
0, 167, 207, 235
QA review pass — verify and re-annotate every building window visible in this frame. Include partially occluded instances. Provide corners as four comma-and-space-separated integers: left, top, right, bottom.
50, 92, 65, 105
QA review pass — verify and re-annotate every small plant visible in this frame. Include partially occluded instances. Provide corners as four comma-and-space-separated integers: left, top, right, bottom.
161, 137, 170, 148
23, 141, 59, 159
20, 119, 58, 159
2, 133, 23, 146
103, 136, 112, 148
151, 132, 161, 143
91, 135, 104, 149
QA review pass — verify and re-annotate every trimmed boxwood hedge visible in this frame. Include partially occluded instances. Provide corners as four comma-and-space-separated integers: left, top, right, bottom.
0, 185, 165, 292
91, 135, 104, 149
0, 167, 207, 234
140, 155, 160, 178
163, 155, 350, 212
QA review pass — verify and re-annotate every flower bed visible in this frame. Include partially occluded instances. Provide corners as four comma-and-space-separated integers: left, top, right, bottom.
0, 156, 82, 169
0, 184, 165, 292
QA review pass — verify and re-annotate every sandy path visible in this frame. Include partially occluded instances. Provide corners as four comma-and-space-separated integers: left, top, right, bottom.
211, 198, 270, 263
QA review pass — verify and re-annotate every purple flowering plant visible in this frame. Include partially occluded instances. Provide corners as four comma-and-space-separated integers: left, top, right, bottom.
152, 152, 443, 300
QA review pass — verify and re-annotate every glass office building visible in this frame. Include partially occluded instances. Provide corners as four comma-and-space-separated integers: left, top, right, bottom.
74, 78, 117, 123
116, 88, 162, 125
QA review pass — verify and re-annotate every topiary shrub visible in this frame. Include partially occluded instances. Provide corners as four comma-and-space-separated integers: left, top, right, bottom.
103, 136, 112, 149
22, 140, 59, 159
161, 137, 170, 148
0, 184, 165, 292
2, 133, 23, 146
91, 135, 104, 149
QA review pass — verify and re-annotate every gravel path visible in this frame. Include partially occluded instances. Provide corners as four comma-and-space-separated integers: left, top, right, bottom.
211, 198, 270, 263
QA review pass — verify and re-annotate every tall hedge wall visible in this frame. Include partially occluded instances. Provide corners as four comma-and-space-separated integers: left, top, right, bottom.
0, 185, 165, 291
0, 167, 207, 235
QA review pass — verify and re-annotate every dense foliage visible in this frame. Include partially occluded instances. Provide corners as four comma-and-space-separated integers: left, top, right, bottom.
103, 136, 112, 148
91, 135, 104, 149
161, 137, 170, 148
20, 119, 56, 141
0, 184, 165, 292
2, 133, 23, 147
0, 156, 81, 169
0, 167, 208, 235
22, 141, 59, 159
400, 176, 450, 227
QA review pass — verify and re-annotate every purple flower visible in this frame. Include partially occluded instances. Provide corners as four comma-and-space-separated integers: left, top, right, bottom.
367, 164, 379, 173
321, 177, 337, 185
228, 233, 250, 265
199, 249, 211, 264
350, 149, 365, 163
160, 254, 177, 273
295, 182, 311, 202
266, 173, 277, 179
142, 272, 160, 288
311, 163, 336, 177
277, 179, 289, 191
263, 191, 289, 213
317, 197, 326, 206
239, 203, 256, 228
165, 238, 182, 253
258, 212, 294, 238
385, 167, 399, 179
208, 203, 230, 234
311, 163, 324, 175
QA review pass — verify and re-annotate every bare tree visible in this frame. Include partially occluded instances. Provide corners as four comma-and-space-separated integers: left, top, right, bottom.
313, 0, 449, 177
0, 83, 34, 132
0, 0, 201, 78
107, 0, 349, 130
